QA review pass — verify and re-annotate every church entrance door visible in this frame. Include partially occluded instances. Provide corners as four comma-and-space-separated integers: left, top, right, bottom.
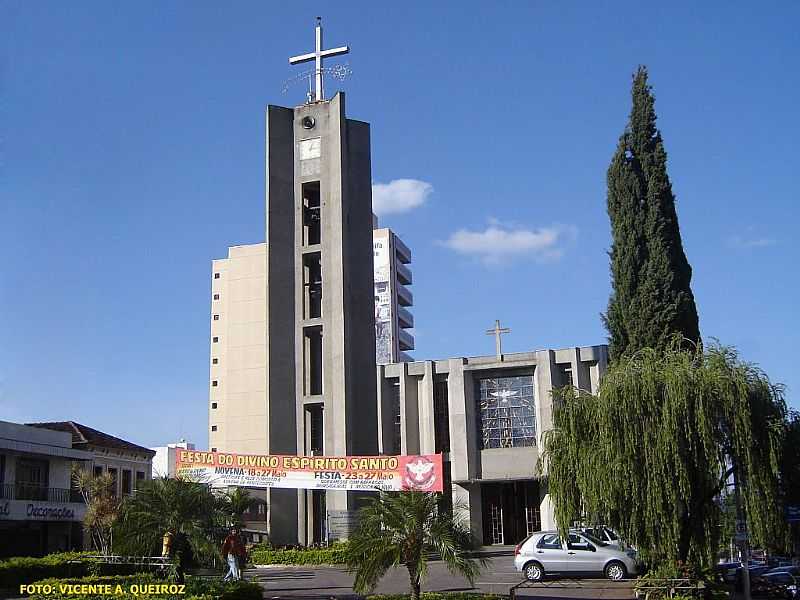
481, 481, 540, 545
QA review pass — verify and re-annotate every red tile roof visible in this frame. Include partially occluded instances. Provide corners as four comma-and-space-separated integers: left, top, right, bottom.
27, 421, 155, 456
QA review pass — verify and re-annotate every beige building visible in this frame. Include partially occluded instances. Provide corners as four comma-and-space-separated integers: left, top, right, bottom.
208, 243, 268, 455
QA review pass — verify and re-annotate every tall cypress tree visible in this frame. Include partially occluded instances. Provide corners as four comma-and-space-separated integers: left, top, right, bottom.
603, 66, 700, 361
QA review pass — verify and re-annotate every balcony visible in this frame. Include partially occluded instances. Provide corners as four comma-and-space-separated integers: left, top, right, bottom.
397, 305, 414, 329
0, 483, 83, 503
397, 283, 413, 307
393, 236, 412, 264
398, 328, 415, 351
396, 261, 412, 286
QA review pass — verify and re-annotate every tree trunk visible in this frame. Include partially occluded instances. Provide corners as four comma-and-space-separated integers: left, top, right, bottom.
676, 500, 692, 564
407, 566, 421, 600
677, 518, 692, 564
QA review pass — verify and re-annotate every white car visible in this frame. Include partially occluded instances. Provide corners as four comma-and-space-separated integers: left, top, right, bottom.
514, 530, 639, 581
580, 526, 631, 551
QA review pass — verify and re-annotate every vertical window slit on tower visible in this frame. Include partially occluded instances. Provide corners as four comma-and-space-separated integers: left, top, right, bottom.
304, 326, 323, 396
303, 252, 322, 319
306, 405, 324, 455
303, 182, 321, 245
434, 379, 450, 453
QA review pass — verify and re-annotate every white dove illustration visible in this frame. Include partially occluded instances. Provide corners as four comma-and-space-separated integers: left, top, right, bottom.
407, 460, 435, 479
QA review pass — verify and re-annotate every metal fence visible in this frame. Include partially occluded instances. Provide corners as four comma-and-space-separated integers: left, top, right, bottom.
510, 577, 638, 599
633, 578, 705, 600
0, 483, 82, 502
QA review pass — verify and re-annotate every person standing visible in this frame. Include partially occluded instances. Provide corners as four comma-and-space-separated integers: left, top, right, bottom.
221, 528, 245, 581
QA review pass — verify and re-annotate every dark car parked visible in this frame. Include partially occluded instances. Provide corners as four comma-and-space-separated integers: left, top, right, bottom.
751, 571, 797, 599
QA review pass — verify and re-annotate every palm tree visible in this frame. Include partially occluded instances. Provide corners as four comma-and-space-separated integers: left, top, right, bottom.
346, 491, 485, 600
72, 465, 120, 556
115, 477, 221, 583
221, 487, 258, 529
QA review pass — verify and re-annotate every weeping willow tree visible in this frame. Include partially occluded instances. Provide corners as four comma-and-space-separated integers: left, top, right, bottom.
541, 340, 787, 568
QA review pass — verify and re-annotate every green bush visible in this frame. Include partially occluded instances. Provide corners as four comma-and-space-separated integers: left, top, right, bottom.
20, 574, 262, 600
0, 552, 163, 589
249, 542, 349, 565
367, 594, 501, 600
0, 553, 99, 589
185, 577, 263, 600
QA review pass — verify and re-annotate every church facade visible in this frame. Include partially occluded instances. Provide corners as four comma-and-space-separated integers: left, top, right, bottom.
377, 346, 607, 545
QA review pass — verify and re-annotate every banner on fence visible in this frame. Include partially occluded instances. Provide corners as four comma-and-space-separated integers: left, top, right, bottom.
175, 450, 444, 493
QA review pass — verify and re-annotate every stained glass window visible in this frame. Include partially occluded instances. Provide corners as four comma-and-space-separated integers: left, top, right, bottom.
476, 373, 536, 449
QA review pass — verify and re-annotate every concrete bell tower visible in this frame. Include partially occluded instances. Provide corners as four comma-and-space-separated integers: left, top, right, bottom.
265, 91, 378, 545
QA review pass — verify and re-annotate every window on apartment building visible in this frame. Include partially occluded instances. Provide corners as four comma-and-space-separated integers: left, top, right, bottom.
213, 294, 220, 300
213, 337, 219, 343
107, 468, 118, 497
211, 425, 217, 432
213, 314, 220, 321
557, 364, 573, 388
122, 470, 132, 496
303, 327, 323, 396
211, 447, 217, 452
433, 379, 450, 453
211, 402, 218, 409
214, 273, 220, 279
212, 380, 218, 387
476, 373, 536, 449
302, 181, 321, 245
212, 358, 219, 364
135, 471, 145, 483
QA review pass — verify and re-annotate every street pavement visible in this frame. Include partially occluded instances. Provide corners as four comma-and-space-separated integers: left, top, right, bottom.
248, 555, 636, 599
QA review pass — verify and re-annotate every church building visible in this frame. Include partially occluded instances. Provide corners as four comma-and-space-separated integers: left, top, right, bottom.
207, 20, 608, 547
377, 345, 607, 545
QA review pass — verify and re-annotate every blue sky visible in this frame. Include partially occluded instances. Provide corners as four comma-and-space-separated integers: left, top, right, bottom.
2, 2, 798, 448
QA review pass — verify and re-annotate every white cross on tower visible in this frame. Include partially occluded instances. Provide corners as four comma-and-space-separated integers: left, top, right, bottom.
486, 320, 511, 358
289, 17, 350, 103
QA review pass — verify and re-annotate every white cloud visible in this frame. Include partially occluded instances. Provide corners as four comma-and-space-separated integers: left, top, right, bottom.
372, 179, 432, 216
729, 235, 777, 249
441, 219, 578, 265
